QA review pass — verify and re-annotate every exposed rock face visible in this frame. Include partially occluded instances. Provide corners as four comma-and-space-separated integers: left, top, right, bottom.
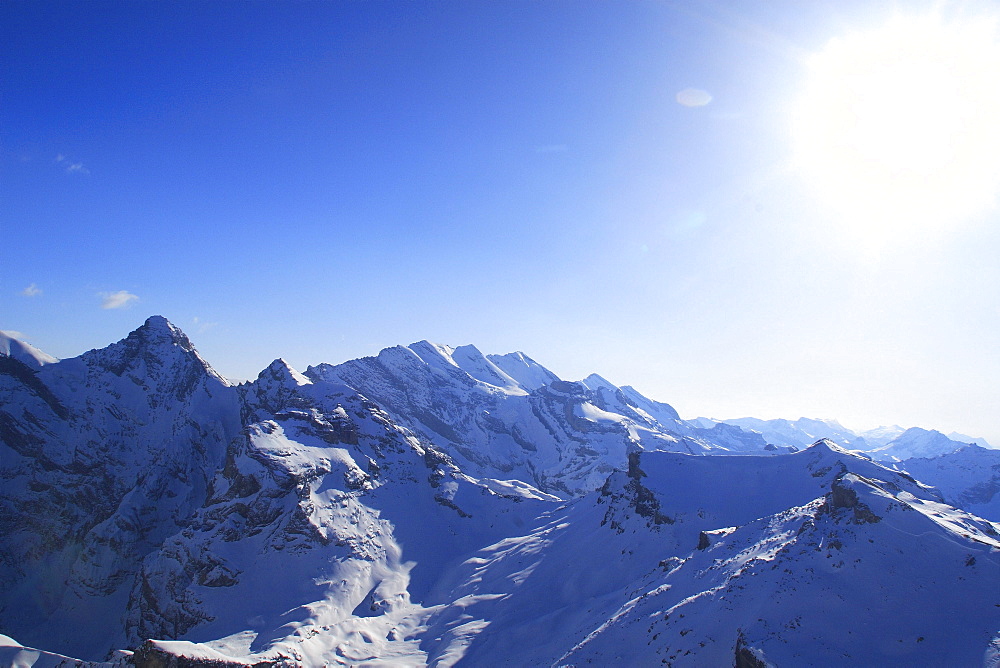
599, 451, 674, 532
0, 317, 242, 658
734, 631, 770, 668
827, 474, 883, 523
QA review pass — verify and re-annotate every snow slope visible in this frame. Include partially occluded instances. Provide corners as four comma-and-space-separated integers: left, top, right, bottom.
394, 442, 999, 667
0, 331, 58, 368
561, 464, 1000, 667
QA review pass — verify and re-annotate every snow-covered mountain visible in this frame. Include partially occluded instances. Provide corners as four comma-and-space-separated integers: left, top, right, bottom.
950, 431, 993, 448
707, 416, 863, 450
705, 417, 983, 461
307, 342, 771, 498
1, 317, 998, 666
899, 445, 1000, 522
865, 426, 974, 462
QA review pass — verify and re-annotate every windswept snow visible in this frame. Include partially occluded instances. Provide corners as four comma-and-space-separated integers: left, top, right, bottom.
0, 331, 58, 368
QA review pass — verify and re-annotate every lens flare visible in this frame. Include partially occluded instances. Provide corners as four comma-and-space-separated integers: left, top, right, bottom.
792, 13, 1000, 247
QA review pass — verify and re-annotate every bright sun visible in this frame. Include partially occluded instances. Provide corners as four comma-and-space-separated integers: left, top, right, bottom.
792, 13, 1000, 246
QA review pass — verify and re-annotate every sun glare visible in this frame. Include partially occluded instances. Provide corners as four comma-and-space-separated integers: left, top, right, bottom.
792, 13, 1000, 247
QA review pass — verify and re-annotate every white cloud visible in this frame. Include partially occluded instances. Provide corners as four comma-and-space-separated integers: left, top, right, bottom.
55, 154, 89, 174
21, 283, 42, 297
100, 290, 140, 310
676, 88, 713, 107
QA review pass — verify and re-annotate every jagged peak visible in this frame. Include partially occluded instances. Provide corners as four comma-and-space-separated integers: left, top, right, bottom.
79, 315, 230, 388
796, 416, 847, 428
258, 358, 311, 386
618, 385, 682, 422
448, 344, 531, 393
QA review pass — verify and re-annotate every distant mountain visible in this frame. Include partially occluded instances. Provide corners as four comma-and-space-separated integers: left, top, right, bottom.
704, 417, 980, 462
866, 427, 972, 462
710, 416, 861, 449
859, 424, 907, 445
1, 317, 997, 666
948, 431, 993, 448
899, 445, 1000, 522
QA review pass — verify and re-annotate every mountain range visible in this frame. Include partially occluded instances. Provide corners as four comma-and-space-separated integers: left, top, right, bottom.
1, 317, 997, 666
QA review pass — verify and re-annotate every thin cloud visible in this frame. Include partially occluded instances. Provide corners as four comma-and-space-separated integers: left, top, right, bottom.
676, 88, 713, 107
56, 154, 90, 174
100, 290, 140, 310
21, 283, 42, 297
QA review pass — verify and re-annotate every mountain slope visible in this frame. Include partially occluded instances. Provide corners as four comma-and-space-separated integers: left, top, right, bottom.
391, 442, 999, 667
900, 445, 1000, 521
561, 465, 1000, 666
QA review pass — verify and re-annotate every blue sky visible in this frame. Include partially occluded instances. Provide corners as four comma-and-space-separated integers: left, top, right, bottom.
4, 0, 1000, 445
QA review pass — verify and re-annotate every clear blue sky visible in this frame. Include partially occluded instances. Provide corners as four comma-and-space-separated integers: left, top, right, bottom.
4, 0, 1000, 445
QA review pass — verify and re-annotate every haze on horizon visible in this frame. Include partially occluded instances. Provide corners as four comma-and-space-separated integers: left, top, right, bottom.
3, 0, 1000, 446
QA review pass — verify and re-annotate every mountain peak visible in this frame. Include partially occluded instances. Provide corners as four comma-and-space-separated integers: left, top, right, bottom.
258, 358, 311, 387
580, 373, 617, 392
130, 315, 194, 352
78, 315, 229, 390
143, 314, 173, 331
805, 438, 851, 455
